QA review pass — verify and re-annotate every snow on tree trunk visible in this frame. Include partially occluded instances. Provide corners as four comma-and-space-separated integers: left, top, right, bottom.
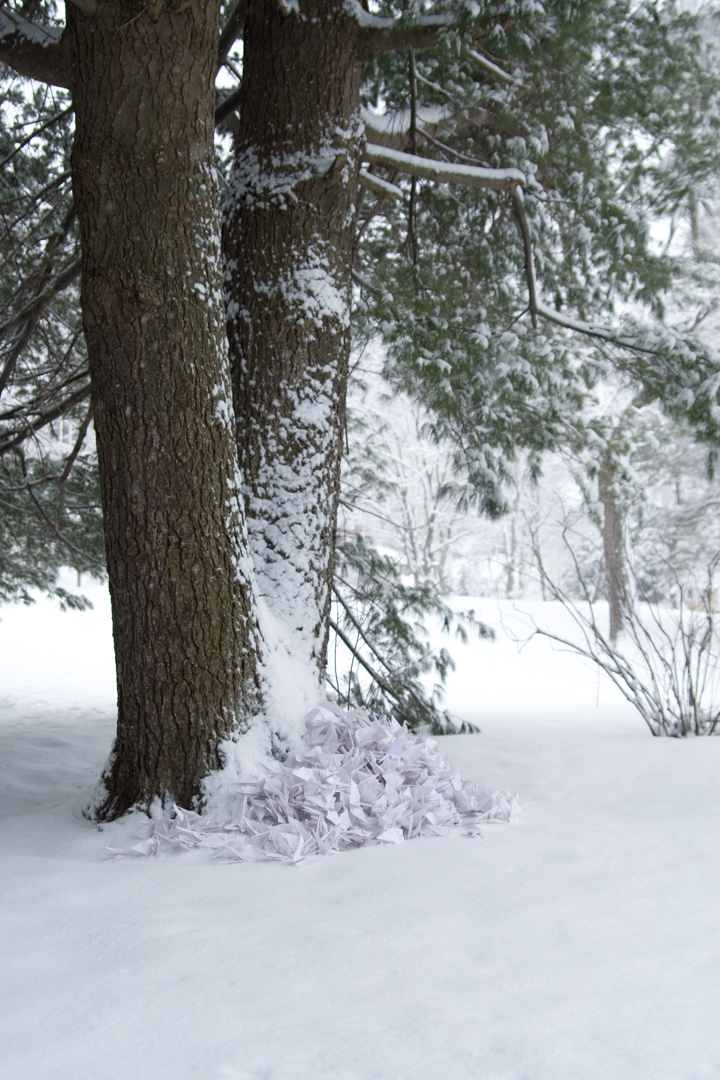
68, 1, 263, 820
223, 0, 363, 728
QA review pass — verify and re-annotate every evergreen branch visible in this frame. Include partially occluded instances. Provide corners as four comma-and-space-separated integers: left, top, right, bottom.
329, 615, 400, 699
0, 8, 70, 88
58, 402, 92, 487
25, 475, 104, 568
361, 103, 489, 153
0, 169, 71, 226
333, 587, 396, 673
535, 301, 676, 356
0, 313, 36, 397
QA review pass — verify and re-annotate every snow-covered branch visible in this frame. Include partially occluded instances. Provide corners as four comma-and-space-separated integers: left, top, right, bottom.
358, 169, 403, 201
346, 0, 454, 54
363, 142, 524, 192
0, 8, 69, 88
535, 301, 659, 354
361, 103, 490, 151
462, 45, 524, 88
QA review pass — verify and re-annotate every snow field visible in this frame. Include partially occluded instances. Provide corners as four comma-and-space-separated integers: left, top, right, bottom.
0, 579, 718, 1080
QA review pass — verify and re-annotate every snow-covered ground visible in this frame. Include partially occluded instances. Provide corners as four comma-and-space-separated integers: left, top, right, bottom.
0, 579, 718, 1080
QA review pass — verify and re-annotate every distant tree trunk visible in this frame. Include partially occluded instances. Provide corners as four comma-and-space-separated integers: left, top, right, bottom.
223, 0, 363, 684
68, 1, 262, 819
599, 457, 625, 643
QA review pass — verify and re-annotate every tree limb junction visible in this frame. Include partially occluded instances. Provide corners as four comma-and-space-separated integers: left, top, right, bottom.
0, 8, 69, 88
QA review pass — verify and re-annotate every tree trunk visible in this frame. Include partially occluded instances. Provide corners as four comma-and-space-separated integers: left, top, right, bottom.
599, 457, 625, 643
68, 1, 262, 820
223, 0, 363, 692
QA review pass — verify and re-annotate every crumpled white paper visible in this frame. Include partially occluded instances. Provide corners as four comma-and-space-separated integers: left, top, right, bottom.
109, 704, 519, 863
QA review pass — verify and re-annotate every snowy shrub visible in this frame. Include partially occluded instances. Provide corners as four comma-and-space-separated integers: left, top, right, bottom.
533, 541, 720, 737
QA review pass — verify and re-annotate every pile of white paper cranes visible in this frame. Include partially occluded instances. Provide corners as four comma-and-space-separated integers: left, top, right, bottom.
112, 705, 518, 862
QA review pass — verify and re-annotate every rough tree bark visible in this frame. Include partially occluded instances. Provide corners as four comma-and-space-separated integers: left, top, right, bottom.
65, 1, 262, 818
599, 456, 625, 643
223, 0, 364, 686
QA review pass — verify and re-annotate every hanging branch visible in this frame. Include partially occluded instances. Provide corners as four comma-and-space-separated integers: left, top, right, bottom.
512, 186, 537, 327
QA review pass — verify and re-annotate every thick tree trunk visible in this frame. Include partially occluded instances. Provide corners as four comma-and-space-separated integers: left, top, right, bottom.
68, 2, 262, 819
223, 0, 363, 693
599, 457, 625, 643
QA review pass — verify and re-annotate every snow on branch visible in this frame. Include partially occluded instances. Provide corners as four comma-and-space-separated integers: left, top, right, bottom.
361, 102, 491, 152
462, 45, 524, 88
535, 301, 661, 354
363, 142, 524, 192
347, 0, 455, 54
362, 141, 539, 320
358, 168, 403, 201
0, 8, 69, 88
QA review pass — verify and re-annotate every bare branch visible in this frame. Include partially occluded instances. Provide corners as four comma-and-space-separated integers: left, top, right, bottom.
215, 82, 243, 126
0, 104, 72, 171
0, 255, 81, 341
0, 381, 91, 457
0, 8, 70, 88
217, 0, 247, 66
